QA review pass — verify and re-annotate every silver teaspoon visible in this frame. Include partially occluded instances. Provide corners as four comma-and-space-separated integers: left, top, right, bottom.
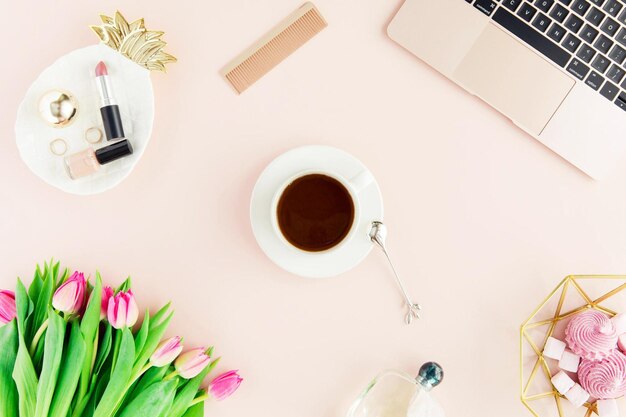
369, 221, 421, 324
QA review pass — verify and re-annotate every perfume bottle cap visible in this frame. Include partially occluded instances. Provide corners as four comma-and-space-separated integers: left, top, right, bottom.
416, 362, 443, 392
95, 139, 133, 165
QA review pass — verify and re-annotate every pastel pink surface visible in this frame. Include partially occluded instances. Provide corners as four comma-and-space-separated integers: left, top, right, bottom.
566, 310, 617, 360
5, 2, 626, 417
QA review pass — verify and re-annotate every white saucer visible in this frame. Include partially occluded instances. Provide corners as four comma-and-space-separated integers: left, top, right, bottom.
250, 145, 384, 278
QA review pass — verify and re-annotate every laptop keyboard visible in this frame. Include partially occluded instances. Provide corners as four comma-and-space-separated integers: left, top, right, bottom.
465, 0, 626, 111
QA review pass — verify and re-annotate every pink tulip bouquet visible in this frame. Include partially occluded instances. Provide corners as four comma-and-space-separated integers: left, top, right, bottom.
0, 261, 242, 417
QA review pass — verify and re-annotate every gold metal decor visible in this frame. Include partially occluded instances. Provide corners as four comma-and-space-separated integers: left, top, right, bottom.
520, 276, 626, 417
90, 11, 177, 72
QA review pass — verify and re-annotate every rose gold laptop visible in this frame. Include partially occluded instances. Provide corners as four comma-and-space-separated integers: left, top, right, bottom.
388, 0, 626, 179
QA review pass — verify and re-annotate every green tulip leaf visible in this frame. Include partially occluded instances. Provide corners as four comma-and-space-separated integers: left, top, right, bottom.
180, 402, 204, 417
34, 310, 66, 417
117, 379, 177, 417
93, 328, 135, 417
51, 261, 60, 286
78, 273, 103, 401
12, 279, 38, 417
0, 320, 19, 417
84, 367, 111, 417
122, 363, 168, 409
94, 324, 112, 376
49, 321, 86, 417
150, 302, 171, 326
72, 324, 113, 417
132, 307, 173, 376
134, 311, 150, 360
116, 278, 132, 292
26, 267, 43, 318
24, 264, 41, 351
29, 262, 58, 346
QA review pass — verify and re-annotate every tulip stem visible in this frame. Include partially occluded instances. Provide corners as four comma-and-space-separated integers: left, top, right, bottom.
163, 370, 179, 381
189, 393, 209, 406
29, 319, 49, 356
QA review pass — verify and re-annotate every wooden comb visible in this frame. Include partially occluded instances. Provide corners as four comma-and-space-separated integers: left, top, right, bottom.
221, 2, 327, 94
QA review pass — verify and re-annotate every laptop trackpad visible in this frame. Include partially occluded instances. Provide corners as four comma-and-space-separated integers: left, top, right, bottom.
453, 23, 574, 135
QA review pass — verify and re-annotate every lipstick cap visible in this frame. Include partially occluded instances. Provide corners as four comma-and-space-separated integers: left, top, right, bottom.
95, 140, 133, 165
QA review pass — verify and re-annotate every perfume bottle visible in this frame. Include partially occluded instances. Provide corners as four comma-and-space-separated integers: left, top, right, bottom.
347, 362, 444, 417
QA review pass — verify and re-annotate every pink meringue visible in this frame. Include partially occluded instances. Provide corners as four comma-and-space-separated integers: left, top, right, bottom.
619, 334, 626, 353
565, 310, 617, 361
578, 350, 626, 400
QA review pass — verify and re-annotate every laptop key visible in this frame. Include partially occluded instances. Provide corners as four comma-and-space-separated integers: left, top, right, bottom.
577, 43, 597, 62
591, 53, 611, 71
600, 17, 619, 35
616, 28, 626, 46
565, 14, 584, 32
536, 0, 555, 11
581, 24, 600, 42
559, 0, 574, 5
567, 57, 591, 79
609, 44, 626, 64
533, 13, 553, 31
619, 8, 626, 24
603, 0, 623, 16
615, 92, 626, 111
548, 23, 568, 41
503, 0, 523, 11
586, 7, 606, 25
594, 34, 614, 53
589, 0, 604, 5
493, 8, 572, 67
622, 77, 626, 89
518, 2, 538, 20
599, 81, 619, 99
572, 0, 592, 16
474, 0, 498, 16
607, 64, 626, 82
550, 3, 570, 21
562, 33, 583, 52
585, 70, 605, 89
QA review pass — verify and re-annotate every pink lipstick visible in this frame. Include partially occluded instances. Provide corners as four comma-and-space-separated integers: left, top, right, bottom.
95, 61, 125, 141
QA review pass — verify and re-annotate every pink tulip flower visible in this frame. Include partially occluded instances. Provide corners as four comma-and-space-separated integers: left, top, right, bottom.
174, 347, 211, 379
100, 286, 114, 320
208, 370, 243, 401
107, 290, 138, 329
52, 272, 86, 314
0, 290, 16, 324
150, 336, 184, 367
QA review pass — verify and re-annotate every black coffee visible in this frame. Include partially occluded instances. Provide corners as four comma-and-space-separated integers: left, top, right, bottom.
277, 174, 355, 252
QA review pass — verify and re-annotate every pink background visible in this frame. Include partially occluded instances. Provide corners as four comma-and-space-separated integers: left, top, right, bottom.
3, 1, 626, 416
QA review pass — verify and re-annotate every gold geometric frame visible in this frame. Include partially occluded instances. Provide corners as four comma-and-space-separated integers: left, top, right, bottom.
520, 275, 626, 417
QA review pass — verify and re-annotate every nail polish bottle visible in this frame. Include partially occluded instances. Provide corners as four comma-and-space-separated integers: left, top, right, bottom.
64, 139, 133, 179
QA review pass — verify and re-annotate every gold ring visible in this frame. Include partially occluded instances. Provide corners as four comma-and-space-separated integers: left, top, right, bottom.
85, 127, 103, 144
49, 138, 68, 156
